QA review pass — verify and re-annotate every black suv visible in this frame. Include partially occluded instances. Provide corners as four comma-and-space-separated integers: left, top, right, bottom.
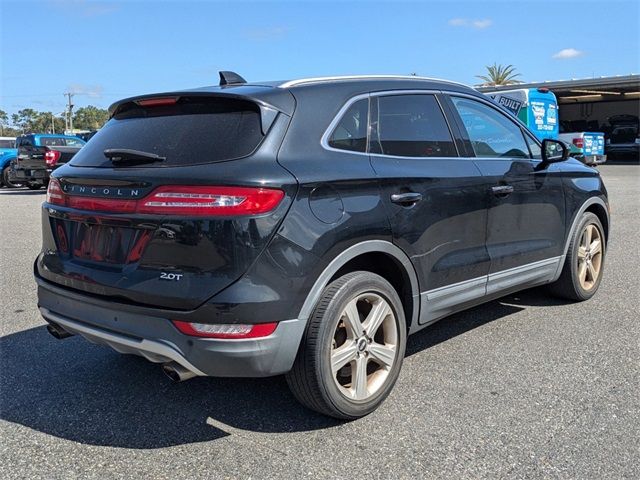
37, 73, 610, 419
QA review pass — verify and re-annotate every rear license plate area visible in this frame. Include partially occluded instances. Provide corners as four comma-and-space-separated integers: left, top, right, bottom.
61, 221, 147, 264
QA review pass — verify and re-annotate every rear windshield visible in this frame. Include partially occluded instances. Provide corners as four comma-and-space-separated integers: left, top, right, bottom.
70, 97, 264, 167
39, 137, 85, 147
0, 139, 14, 148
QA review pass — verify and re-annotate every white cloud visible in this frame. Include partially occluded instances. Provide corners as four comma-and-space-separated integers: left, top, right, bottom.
552, 48, 584, 59
448, 18, 467, 27
472, 19, 493, 29
67, 84, 104, 99
448, 18, 492, 29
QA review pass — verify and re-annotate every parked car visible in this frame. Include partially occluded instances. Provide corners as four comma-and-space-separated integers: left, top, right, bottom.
9, 134, 85, 189
37, 73, 610, 419
0, 136, 21, 187
605, 114, 639, 161
75, 130, 99, 142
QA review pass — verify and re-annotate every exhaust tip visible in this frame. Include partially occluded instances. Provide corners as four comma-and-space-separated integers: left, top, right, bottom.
46, 323, 73, 340
162, 362, 197, 382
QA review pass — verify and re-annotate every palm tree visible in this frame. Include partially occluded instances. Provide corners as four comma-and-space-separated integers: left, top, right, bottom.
476, 63, 522, 86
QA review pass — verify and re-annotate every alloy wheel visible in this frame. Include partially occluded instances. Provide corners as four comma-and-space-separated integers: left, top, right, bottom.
577, 223, 604, 291
331, 293, 398, 401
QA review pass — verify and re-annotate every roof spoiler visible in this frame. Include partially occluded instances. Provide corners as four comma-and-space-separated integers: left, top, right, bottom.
219, 71, 247, 86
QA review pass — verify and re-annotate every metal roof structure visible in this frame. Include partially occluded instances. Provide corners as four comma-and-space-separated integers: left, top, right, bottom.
477, 74, 640, 103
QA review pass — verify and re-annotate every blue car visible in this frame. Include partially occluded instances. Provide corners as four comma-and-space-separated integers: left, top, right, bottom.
0, 136, 20, 187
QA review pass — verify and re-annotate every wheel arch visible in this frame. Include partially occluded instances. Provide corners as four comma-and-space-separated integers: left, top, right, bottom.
297, 240, 420, 331
553, 195, 610, 283
564, 196, 610, 256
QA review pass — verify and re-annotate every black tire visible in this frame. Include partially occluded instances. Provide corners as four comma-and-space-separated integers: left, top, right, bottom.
2, 166, 22, 188
549, 212, 606, 301
27, 183, 42, 190
286, 271, 407, 419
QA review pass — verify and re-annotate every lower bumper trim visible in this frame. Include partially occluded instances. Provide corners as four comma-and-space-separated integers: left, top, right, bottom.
40, 307, 207, 376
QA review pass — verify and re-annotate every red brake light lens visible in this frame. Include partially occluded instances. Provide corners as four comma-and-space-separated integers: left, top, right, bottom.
572, 138, 584, 148
44, 149, 61, 167
46, 178, 65, 205
138, 186, 284, 216
135, 97, 179, 107
45, 183, 284, 216
172, 321, 278, 339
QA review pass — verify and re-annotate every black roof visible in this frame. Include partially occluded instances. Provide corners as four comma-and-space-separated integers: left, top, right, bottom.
109, 75, 477, 116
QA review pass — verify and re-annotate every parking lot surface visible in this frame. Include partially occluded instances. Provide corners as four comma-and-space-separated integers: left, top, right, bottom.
1, 165, 638, 479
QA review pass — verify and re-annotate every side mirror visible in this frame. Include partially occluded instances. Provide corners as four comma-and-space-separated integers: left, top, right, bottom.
542, 138, 569, 163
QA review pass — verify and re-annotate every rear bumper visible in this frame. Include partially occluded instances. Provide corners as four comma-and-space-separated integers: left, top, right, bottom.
37, 278, 306, 378
606, 143, 640, 158
9, 166, 50, 183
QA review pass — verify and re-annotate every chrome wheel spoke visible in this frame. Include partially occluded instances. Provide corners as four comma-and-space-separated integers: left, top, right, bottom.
578, 260, 588, 282
584, 225, 593, 247
331, 343, 357, 373
353, 356, 368, 400
587, 261, 597, 281
590, 239, 601, 256
368, 343, 396, 368
363, 300, 391, 337
578, 246, 587, 259
342, 299, 364, 338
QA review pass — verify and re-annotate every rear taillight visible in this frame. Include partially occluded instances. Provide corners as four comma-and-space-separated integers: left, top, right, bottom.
137, 186, 284, 216
44, 149, 61, 167
172, 321, 278, 339
45, 183, 284, 216
46, 178, 65, 205
572, 138, 584, 149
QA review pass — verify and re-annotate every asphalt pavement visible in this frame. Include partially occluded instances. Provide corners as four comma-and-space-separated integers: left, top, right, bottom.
1, 165, 638, 479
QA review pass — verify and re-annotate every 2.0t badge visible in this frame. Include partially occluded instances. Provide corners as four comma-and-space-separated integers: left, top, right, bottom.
160, 272, 183, 281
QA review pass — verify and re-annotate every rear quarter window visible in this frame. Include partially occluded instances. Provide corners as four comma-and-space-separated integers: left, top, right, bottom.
70, 97, 264, 167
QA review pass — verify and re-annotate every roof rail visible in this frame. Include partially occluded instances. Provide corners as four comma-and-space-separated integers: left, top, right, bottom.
278, 75, 469, 89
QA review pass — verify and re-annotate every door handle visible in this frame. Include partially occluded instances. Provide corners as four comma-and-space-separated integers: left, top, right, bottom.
390, 192, 423, 205
491, 185, 514, 197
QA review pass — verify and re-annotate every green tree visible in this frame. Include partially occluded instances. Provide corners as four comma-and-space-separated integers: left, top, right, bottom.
476, 63, 523, 86
0, 109, 8, 135
73, 105, 109, 130
9, 109, 65, 134
37, 112, 66, 134
11, 108, 39, 132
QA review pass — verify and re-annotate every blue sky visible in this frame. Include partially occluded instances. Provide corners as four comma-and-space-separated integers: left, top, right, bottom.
1, 0, 639, 117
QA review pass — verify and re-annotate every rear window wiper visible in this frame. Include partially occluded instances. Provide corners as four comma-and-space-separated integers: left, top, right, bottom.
103, 148, 166, 164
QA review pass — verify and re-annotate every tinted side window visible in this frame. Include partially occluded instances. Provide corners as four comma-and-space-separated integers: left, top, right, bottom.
451, 97, 530, 158
40, 137, 65, 147
328, 98, 368, 153
64, 137, 85, 147
373, 94, 456, 158
525, 134, 541, 159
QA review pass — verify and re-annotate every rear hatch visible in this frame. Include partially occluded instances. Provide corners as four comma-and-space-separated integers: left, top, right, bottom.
37, 91, 297, 310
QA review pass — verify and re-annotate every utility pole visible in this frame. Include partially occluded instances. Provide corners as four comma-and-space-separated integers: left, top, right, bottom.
64, 92, 75, 133
50, 113, 55, 134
